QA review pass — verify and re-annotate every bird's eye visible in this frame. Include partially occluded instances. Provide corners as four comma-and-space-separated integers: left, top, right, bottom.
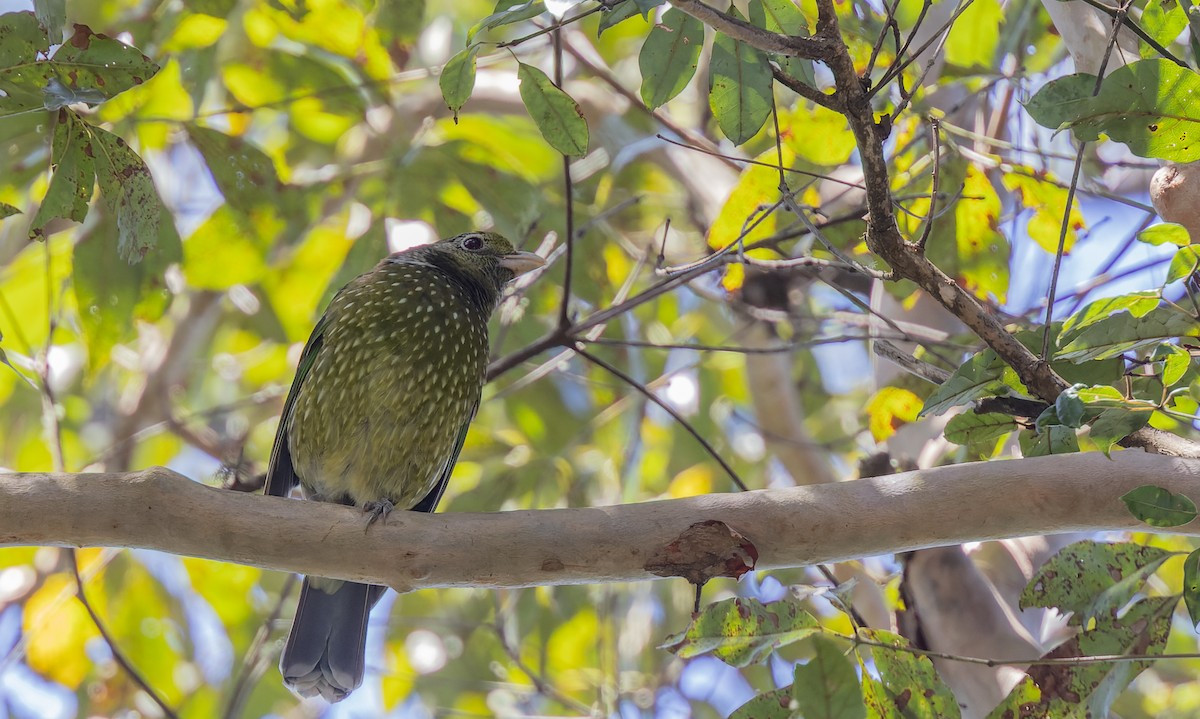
462, 235, 485, 251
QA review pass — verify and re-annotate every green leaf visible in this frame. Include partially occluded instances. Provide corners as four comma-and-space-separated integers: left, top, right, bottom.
73, 203, 179, 372
33, 0, 64, 44
187, 125, 284, 213
1054, 386, 1085, 428
1059, 290, 1160, 337
41, 24, 159, 105
598, 0, 663, 35
440, 45, 479, 120
985, 677, 1042, 719
1021, 540, 1173, 623
1184, 548, 1200, 628
863, 630, 961, 718
1020, 424, 1079, 456
1030, 60, 1200, 162
0, 12, 49, 68
729, 687, 795, 719
1137, 222, 1191, 246
943, 0, 1002, 69
0, 202, 19, 219
1056, 305, 1200, 362
638, 8, 705, 109
1166, 245, 1200, 284
467, 1, 546, 44
1088, 405, 1153, 455
1140, 0, 1188, 59
1120, 485, 1197, 527
30, 110, 95, 239
90, 125, 160, 262
792, 635, 865, 719
920, 349, 1025, 417
517, 62, 588, 157
748, 0, 815, 87
1024, 72, 1096, 130
708, 9, 773, 145
1023, 596, 1175, 719
943, 412, 1017, 446
661, 597, 821, 667
1160, 344, 1191, 387
0, 332, 35, 388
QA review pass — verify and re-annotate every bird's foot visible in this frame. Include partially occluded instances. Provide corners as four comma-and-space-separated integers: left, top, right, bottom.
363, 499, 395, 528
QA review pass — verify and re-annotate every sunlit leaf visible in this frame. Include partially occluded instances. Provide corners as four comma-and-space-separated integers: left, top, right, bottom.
1184, 548, 1200, 628
1001, 170, 1085, 255
90, 125, 160, 262
1023, 596, 1174, 719
865, 386, 922, 441
943, 0, 1001, 69
1166, 245, 1200, 284
517, 62, 588, 157
30, 110, 94, 239
1160, 345, 1191, 387
1057, 305, 1200, 362
1120, 485, 1197, 527
863, 629, 961, 718
1059, 291, 1160, 337
23, 574, 101, 689
662, 597, 821, 667
1026, 59, 1200, 161
1138, 222, 1191, 246
1020, 540, 1173, 624
920, 349, 1026, 417
955, 164, 1009, 301
639, 8, 705, 109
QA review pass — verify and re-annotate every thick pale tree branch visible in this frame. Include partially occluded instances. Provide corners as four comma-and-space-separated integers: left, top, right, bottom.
2, 452, 1198, 591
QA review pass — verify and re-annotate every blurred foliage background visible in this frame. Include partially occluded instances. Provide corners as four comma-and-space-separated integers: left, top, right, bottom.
1, 0, 1199, 717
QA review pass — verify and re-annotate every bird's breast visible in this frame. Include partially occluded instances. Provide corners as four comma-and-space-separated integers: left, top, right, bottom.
287, 264, 490, 507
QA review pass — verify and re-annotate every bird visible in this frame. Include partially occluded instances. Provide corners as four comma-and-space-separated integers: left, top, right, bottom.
264, 231, 545, 702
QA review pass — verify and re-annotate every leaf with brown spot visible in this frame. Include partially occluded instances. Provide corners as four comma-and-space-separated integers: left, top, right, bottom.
1017, 596, 1175, 719
660, 596, 820, 667
1020, 540, 1173, 626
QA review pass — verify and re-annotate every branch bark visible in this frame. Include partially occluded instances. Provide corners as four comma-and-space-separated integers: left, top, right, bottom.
3, 452, 1198, 592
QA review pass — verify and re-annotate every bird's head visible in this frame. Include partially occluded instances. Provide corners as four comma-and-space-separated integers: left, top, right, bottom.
418, 231, 545, 296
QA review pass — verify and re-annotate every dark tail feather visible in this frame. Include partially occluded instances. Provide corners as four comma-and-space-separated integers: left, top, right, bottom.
280, 578, 385, 702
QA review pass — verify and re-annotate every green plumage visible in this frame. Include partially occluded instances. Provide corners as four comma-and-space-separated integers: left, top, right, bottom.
265, 232, 543, 702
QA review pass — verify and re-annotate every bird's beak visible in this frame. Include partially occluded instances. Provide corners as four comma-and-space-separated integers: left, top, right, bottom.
498, 251, 546, 277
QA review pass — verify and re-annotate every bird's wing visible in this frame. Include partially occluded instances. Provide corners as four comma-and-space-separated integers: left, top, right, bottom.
264, 313, 330, 498
410, 393, 479, 513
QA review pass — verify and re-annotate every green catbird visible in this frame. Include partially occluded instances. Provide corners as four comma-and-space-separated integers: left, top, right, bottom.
265, 232, 544, 702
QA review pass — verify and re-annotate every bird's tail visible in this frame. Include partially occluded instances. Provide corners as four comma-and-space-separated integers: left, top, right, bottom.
279, 578, 385, 702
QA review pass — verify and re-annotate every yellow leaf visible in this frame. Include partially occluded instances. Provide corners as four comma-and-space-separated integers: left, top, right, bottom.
163, 13, 228, 51
707, 147, 795, 250
866, 387, 923, 441
23, 574, 99, 689
669, 464, 714, 498
721, 263, 745, 292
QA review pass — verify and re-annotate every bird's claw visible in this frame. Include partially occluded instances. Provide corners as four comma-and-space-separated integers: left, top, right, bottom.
363, 500, 395, 528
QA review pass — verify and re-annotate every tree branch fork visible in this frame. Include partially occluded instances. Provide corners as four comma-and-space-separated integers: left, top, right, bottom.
3, 452, 1198, 592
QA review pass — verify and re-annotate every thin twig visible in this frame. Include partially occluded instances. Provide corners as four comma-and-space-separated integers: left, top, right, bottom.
1040, 0, 1128, 360
222, 575, 298, 719
575, 346, 749, 491
915, 118, 941, 252
70, 551, 181, 719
